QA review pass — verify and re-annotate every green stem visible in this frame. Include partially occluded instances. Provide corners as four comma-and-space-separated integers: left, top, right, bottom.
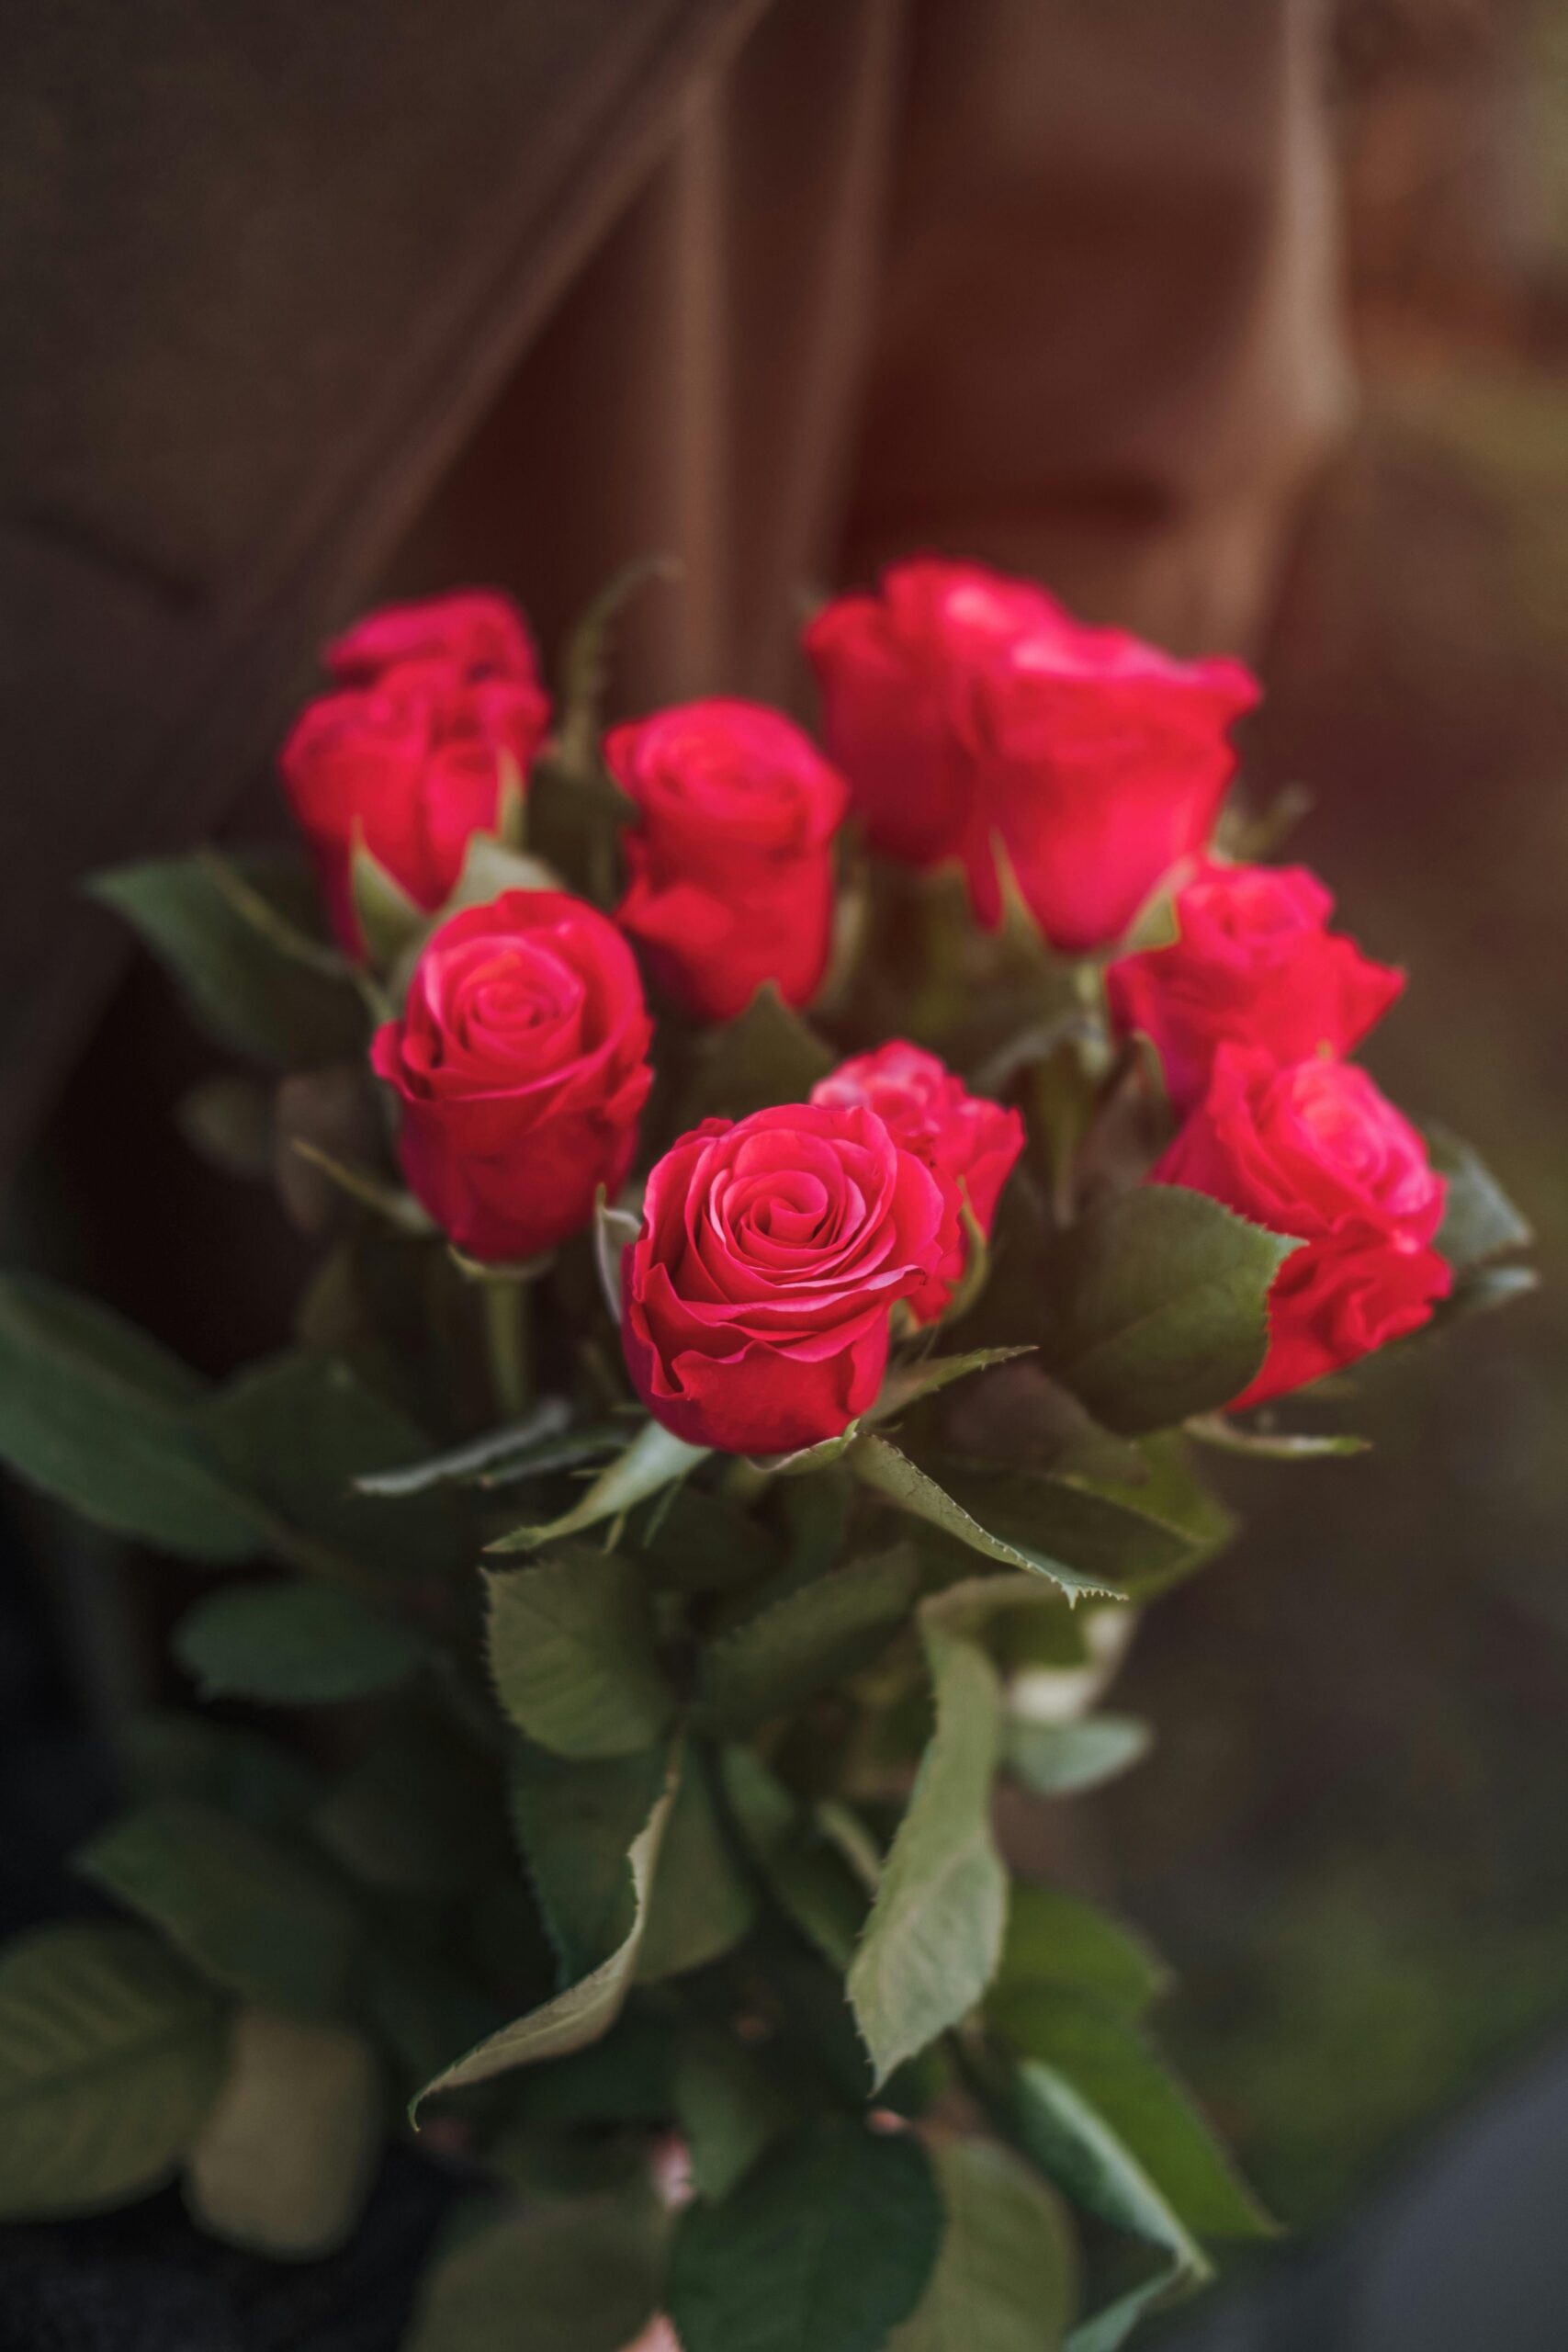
484, 1280, 531, 1421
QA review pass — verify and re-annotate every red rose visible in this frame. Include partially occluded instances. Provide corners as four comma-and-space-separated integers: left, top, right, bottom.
622, 1102, 948, 1454
1106, 861, 1404, 1111
606, 700, 847, 1023
281, 590, 551, 956
811, 1041, 1024, 1322
1153, 1045, 1450, 1408
804, 559, 1059, 869
806, 557, 1258, 954
371, 889, 652, 1263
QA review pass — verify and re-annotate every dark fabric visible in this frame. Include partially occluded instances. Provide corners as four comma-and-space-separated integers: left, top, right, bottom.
0, 2154, 452, 2352
0, 0, 767, 1175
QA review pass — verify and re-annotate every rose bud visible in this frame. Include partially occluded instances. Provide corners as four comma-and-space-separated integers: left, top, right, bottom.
811, 1041, 1024, 1321
281, 589, 550, 956
804, 558, 1063, 869
1153, 1044, 1450, 1408
371, 889, 652, 1263
1106, 861, 1404, 1112
622, 1102, 948, 1454
606, 700, 848, 1023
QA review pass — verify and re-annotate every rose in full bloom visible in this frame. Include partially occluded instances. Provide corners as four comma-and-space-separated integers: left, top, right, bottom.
622, 1102, 948, 1453
282, 590, 551, 955
606, 700, 847, 1023
804, 558, 1061, 868
1106, 860, 1404, 1111
371, 890, 652, 1262
804, 556, 1258, 953
1153, 1044, 1450, 1408
811, 1041, 1024, 1321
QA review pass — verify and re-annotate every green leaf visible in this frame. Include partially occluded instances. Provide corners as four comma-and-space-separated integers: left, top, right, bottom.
934, 1434, 1235, 1602
871, 1346, 1036, 1425
0, 1923, 226, 2218
992, 1883, 1167, 2023
849, 1436, 1122, 1600
697, 1545, 919, 1734
485, 1550, 674, 1759
889, 2137, 1079, 2352
1004, 1714, 1151, 1798
405, 2192, 665, 2352
415, 1747, 678, 2112
672, 2026, 798, 2200
1427, 1122, 1533, 1272
436, 834, 562, 922
124, 1713, 324, 1833
0, 1273, 264, 1559
203, 1351, 468, 1579
487, 1417, 709, 1552
350, 1397, 574, 1496
174, 1582, 425, 1705
185, 2008, 382, 2257
847, 1619, 1007, 2087
76, 1800, 361, 2019
990, 1992, 1271, 2241
1433, 1261, 1540, 1329
637, 1750, 758, 1983
351, 837, 426, 969
1185, 1414, 1369, 1460
312, 1720, 506, 1897
509, 1743, 671, 1985
682, 983, 837, 1125
720, 1747, 869, 1971
669, 2118, 942, 2352
1044, 1187, 1297, 1435
90, 850, 364, 1065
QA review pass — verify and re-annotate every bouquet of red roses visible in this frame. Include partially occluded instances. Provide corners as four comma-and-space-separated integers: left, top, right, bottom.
0, 560, 1531, 2351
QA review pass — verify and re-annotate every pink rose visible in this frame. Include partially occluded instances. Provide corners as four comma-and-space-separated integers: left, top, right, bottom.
1107, 860, 1404, 1111
372, 890, 652, 1262
281, 590, 550, 956
805, 557, 1258, 952
811, 1041, 1024, 1321
1153, 1045, 1450, 1408
622, 1102, 948, 1454
607, 700, 847, 1023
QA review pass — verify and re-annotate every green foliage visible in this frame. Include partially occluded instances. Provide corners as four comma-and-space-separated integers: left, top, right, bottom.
696, 1545, 919, 1733
90, 850, 365, 1065
406, 2190, 665, 2352
849, 1435, 1124, 1600
486, 1550, 674, 1758
721, 1748, 870, 1970
0, 1924, 226, 2217
993, 1883, 1167, 2023
1427, 1121, 1534, 1272
185, 2009, 382, 2257
0, 1273, 265, 1558
1004, 1714, 1151, 1798
488, 1418, 708, 1552
312, 1719, 506, 1897
124, 1713, 323, 1832
848, 1611, 1008, 2087
76, 1801, 362, 2019
175, 1582, 426, 1705
889, 2138, 1079, 2352
934, 1433, 1235, 1601
671, 2026, 799, 2199
637, 1750, 758, 1982
509, 1743, 671, 1984
669, 2117, 942, 2352
415, 1748, 677, 2112
680, 984, 837, 1124
1044, 1187, 1297, 1434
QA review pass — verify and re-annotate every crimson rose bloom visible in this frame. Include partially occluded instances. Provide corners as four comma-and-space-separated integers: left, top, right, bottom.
372, 890, 652, 1263
811, 1041, 1024, 1322
804, 559, 1060, 868
1153, 1045, 1450, 1408
1107, 861, 1404, 1111
622, 1102, 948, 1454
806, 557, 1258, 953
607, 700, 848, 1022
282, 590, 550, 956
